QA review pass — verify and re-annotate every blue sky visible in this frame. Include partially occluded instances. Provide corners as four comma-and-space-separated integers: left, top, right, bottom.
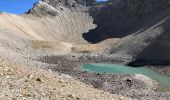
0, 0, 37, 14
0, 0, 107, 14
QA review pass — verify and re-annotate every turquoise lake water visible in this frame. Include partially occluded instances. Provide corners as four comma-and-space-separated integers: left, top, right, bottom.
80, 63, 170, 91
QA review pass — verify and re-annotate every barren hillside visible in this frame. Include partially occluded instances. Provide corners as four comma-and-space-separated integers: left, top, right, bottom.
0, 0, 170, 99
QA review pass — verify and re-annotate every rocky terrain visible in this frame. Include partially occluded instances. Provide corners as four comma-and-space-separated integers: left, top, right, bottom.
0, 0, 170, 99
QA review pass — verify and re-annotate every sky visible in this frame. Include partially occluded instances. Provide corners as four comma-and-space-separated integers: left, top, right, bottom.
0, 0, 37, 14
0, 0, 108, 14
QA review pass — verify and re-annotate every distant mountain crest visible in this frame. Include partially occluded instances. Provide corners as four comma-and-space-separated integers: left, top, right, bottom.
28, 0, 96, 16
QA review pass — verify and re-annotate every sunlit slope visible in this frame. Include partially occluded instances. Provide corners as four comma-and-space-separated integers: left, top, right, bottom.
0, 12, 95, 43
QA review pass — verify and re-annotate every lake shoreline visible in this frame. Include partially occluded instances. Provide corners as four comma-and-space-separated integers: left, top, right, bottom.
36, 53, 170, 99
81, 63, 170, 91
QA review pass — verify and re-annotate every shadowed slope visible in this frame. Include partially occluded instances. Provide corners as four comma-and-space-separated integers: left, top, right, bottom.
83, 0, 170, 43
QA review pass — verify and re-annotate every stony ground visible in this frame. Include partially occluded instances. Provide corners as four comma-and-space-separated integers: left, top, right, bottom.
0, 57, 134, 100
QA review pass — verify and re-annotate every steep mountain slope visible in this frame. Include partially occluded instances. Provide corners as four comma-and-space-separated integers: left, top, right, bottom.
0, 13, 95, 43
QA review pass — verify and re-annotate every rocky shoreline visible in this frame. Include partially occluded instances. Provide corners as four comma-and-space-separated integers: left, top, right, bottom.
36, 52, 170, 100
150, 66, 170, 76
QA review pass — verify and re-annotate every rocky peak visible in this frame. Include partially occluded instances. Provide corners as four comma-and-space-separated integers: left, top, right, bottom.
42, 0, 96, 6
28, 0, 170, 17
28, 0, 96, 16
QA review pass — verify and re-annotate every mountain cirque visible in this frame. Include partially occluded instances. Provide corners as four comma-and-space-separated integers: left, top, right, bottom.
0, 0, 170, 99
